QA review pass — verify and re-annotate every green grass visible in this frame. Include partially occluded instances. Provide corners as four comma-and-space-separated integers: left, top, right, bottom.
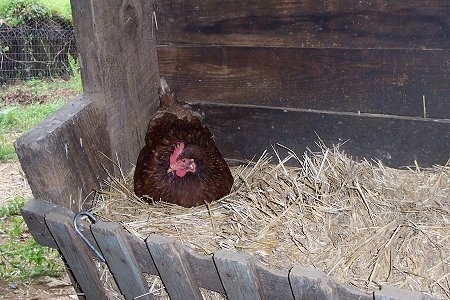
0, 0, 72, 24
0, 197, 65, 282
0, 101, 65, 161
0, 60, 81, 161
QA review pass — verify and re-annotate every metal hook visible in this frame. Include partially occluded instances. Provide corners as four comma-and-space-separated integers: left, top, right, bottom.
73, 211, 105, 263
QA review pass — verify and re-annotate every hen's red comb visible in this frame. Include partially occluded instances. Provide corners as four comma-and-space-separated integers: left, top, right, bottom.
169, 142, 184, 166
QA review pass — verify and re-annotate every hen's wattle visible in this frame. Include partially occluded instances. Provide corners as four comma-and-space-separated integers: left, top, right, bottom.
133, 79, 233, 207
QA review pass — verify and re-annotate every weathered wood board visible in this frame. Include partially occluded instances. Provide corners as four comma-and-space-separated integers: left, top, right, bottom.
154, 0, 450, 49
45, 212, 107, 299
92, 223, 153, 300
15, 94, 111, 210
155, 0, 449, 170
192, 103, 450, 168
214, 250, 265, 300
158, 47, 450, 119
71, 0, 161, 174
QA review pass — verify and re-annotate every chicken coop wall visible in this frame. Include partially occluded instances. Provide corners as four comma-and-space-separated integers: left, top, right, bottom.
154, 0, 449, 168
15, 1, 450, 205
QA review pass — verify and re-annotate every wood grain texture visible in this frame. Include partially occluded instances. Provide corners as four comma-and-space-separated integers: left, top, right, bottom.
154, 0, 450, 49
89, 0, 160, 173
158, 46, 450, 119
183, 246, 226, 294
146, 235, 203, 300
15, 94, 111, 210
255, 262, 294, 300
213, 250, 264, 300
91, 222, 153, 300
70, 0, 102, 93
21, 199, 74, 248
45, 212, 107, 300
289, 266, 341, 300
26, 200, 437, 299
191, 103, 450, 168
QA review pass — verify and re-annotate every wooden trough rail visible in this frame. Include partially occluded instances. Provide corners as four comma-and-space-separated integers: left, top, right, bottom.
22, 199, 435, 300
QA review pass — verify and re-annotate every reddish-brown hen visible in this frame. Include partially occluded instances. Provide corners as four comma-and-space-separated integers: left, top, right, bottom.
133, 78, 233, 207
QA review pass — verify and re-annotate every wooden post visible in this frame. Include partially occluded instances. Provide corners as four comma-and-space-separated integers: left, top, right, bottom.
15, 95, 111, 210
71, 0, 161, 173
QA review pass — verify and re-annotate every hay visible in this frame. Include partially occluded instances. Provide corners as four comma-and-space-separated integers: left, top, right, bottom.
91, 143, 449, 299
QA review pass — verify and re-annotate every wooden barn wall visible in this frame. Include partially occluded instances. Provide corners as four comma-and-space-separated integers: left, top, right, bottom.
155, 0, 450, 167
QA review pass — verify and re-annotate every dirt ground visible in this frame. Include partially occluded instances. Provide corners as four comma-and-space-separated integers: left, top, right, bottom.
0, 162, 32, 206
0, 276, 76, 300
0, 162, 78, 299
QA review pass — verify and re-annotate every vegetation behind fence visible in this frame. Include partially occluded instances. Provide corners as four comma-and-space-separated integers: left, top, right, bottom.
0, 17, 76, 84
0, 0, 77, 84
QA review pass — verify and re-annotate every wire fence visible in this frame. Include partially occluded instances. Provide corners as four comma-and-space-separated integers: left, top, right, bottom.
0, 18, 77, 85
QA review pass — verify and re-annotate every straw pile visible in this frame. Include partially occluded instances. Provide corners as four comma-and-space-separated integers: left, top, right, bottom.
91, 143, 449, 299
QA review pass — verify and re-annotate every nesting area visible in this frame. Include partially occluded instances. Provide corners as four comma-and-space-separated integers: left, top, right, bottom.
91, 143, 449, 299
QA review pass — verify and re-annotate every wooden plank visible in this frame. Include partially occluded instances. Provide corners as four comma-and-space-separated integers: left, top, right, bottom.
21, 199, 75, 248
146, 235, 203, 300
22, 199, 159, 276
289, 266, 340, 300
158, 47, 450, 119
154, 0, 450, 49
91, 222, 154, 300
334, 283, 373, 300
45, 212, 107, 300
184, 245, 226, 294
255, 263, 294, 300
15, 94, 112, 210
128, 233, 159, 275
191, 103, 450, 168
374, 285, 434, 300
89, 0, 161, 174
60, 253, 86, 300
213, 249, 264, 300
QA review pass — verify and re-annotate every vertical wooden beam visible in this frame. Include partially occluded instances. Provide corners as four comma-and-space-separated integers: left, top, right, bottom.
45, 212, 107, 300
87, 0, 161, 173
91, 222, 154, 300
213, 250, 264, 300
70, 0, 102, 93
146, 235, 203, 300
289, 266, 339, 300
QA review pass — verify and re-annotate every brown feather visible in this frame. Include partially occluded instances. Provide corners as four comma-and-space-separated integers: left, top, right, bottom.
134, 79, 233, 207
